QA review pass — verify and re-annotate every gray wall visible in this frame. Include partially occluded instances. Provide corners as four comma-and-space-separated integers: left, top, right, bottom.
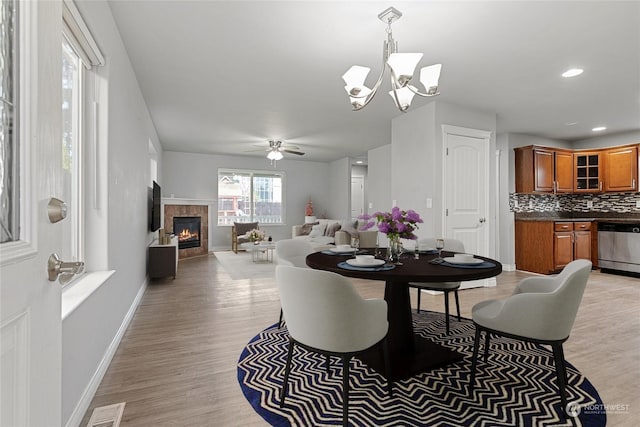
61, 1, 163, 425
162, 151, 333, 248
391, 101, 497, 256
367, 144, 392, 215
573, 130, 640, 149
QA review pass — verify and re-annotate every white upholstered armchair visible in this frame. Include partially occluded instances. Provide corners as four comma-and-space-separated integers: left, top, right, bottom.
276, 265, 392, 427
469, 259, 592, 416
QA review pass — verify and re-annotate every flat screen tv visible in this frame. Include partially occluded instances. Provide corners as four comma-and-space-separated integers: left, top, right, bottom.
150, 181, 161, 231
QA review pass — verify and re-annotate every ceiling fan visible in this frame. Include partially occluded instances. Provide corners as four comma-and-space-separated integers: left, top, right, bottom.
248, 140, 305, 165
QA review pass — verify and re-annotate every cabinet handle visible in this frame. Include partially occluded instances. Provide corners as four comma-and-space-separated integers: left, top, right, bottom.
599, 181, 602, 191
633, 178, 636, 189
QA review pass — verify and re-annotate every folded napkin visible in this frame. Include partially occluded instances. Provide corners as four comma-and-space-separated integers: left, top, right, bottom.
337, 261, 396, 272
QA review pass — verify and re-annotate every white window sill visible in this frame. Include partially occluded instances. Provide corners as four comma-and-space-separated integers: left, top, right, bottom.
61, 270, 115, 321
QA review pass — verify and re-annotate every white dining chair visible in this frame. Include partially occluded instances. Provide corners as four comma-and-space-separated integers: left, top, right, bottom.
276, 265, 392, 427
408, 237, 465, 334
275, 239, 315, 327
469, 259, 592, 416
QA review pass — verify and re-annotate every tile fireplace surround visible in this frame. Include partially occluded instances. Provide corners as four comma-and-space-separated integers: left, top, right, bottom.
164, 205, 208, 259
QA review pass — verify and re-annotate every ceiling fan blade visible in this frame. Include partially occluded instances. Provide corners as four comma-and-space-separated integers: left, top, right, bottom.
283, 149, 305, 156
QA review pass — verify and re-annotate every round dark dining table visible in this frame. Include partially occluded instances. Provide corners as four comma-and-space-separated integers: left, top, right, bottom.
306, 249, 502, 381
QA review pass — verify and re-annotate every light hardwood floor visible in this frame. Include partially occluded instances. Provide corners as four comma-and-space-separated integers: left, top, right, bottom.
81, 253, 639, 426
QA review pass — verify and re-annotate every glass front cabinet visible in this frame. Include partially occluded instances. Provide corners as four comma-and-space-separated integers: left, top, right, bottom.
574, 152, 602, 192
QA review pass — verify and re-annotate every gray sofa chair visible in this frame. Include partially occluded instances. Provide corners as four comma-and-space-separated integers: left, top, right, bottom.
276, 265, 392, 427
231, 221, 258, 253
408, 237, 465, 334
469, 259, 592, 416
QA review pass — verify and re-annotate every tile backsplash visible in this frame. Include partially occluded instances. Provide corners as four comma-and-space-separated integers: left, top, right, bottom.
510, 192, 640, 215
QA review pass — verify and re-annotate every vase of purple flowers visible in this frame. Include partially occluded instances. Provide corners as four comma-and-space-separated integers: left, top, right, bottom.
359, 207, 423, 263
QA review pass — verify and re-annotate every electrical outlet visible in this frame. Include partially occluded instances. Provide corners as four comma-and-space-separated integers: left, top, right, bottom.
586, 201, 594, 208
514, 200, 519, 208
636, 200, 640, 208
555, 201, 560, 209
528, 200, 534, 209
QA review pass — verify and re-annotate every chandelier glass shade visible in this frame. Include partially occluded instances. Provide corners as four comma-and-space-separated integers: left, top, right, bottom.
342, 7, 442, 112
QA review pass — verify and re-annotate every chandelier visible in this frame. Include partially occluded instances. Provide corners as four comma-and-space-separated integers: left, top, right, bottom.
342, 7, 442, 112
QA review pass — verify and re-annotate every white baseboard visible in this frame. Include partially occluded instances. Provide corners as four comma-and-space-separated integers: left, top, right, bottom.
65, 277, 148, 427
501, 263, 516, 271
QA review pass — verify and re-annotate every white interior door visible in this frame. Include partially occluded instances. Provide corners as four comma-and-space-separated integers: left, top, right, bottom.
351, 176, 365, 220
442, 125, 492, 288
1, 2, 64, 424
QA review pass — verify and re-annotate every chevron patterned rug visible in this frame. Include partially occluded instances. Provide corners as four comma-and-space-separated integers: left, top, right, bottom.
237, 311, 606, 427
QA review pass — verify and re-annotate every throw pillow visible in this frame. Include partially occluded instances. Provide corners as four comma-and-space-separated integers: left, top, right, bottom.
325, 222, 342, 237
340, 219, 359, 238
299, 221, 318, 236
309, 222, 327, 238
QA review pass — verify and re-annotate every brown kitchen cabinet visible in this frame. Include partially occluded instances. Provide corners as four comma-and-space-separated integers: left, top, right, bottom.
574, 152, 602, 192
514, 146, 573, 193
515, 143, 640, 194
603, 145, 638, 192
516, 220, 592, 274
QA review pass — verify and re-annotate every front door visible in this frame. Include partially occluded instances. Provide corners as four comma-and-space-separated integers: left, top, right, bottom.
442, 125, 492, 288
1, 1, 64, 424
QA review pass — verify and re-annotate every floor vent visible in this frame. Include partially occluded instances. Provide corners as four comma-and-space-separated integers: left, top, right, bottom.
86, 402, 126, 427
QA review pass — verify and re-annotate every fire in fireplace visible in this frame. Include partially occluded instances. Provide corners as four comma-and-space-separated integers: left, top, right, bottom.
173, 216, 201, 249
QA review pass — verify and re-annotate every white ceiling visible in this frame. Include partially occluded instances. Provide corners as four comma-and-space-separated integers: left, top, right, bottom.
107, 1, 640, 163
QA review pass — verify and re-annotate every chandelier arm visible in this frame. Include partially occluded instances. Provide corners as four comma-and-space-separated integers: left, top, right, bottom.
406, 85, 440, 98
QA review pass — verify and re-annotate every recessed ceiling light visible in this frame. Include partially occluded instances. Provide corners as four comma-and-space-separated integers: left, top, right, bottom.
356, 160, 364, 164
592, 126, 607, 132
562, 68, 584, 78
565, 122, 578, 126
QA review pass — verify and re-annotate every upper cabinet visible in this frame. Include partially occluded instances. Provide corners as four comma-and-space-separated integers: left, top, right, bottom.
574, 151, 602, 192
603, 145, 638, 192
515, 143, 639, 194
514, 146, 573, 194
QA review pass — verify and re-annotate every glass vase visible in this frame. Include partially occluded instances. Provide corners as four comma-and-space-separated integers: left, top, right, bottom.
387, 236, 402, 264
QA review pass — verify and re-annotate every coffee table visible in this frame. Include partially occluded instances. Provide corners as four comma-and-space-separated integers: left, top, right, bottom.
240, 241, 276, 263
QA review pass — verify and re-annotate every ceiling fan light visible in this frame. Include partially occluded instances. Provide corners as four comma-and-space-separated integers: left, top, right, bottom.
266, 150, 278, 160
389, 86, 416, 110
419, 63, 442, 95
273, 150, 284, 160
387, 53, 423, 86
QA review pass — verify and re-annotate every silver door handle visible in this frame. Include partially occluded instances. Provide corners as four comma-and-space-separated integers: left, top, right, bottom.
48, 253, 84, 282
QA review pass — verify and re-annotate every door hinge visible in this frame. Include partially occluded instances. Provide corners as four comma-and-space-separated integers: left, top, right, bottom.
445, 208, 449, 216
446, 147, 449, 156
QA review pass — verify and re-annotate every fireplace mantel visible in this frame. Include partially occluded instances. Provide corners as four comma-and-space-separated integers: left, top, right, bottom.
162, 197, 216, 206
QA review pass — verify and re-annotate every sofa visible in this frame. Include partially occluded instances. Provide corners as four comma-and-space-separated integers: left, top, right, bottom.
291, 219, 377, 251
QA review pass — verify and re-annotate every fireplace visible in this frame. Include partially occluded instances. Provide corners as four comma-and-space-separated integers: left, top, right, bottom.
173, 216, 201, 249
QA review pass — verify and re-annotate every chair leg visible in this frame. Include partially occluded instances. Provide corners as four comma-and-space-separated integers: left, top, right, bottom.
416, 288, 422, 313
280, 338, 295, 408
278, 308, 283, 328
552, 342, 569, 415
444, 291, 451, 334
483, 331, 491, 362
454, 290, 461, 321
469, 326, 482, 394
326, 354, 331, 374
342, 356, 351, 427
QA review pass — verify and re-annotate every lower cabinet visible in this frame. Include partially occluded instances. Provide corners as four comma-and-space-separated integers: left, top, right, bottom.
149, 236, 179, 279
516, 220, 592, 274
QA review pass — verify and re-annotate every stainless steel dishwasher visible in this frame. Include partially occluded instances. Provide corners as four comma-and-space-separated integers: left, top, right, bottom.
598, 222, 640, 275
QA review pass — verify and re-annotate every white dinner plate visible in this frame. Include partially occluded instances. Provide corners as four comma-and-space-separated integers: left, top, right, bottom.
330, 247, 355, 253
346, 258, 386, 267
443, 257, 484, 265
